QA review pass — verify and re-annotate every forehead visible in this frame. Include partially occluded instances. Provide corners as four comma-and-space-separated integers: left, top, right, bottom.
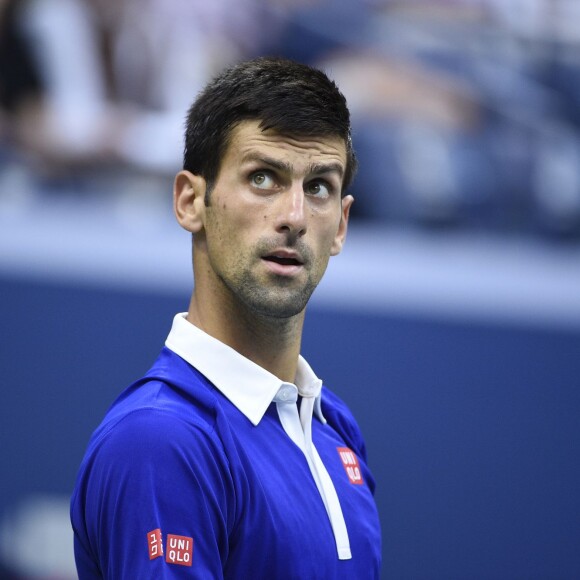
223, 120, 347, 170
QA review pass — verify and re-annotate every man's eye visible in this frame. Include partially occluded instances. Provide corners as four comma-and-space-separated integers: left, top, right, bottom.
251, 171, 275, 189
306, 181, 331, 198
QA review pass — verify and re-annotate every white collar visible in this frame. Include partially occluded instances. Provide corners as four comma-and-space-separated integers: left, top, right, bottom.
165, 313, 326, 426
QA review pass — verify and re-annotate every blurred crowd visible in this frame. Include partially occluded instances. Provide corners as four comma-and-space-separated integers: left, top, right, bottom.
1, 0, 580, 238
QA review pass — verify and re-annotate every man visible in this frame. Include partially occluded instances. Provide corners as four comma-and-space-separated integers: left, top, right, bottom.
71, 57, 382, 578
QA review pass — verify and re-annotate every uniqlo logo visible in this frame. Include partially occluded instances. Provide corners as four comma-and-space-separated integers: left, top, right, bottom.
166, 534, 193, 567
337, 447, 364, 485
147, 529, 163, 560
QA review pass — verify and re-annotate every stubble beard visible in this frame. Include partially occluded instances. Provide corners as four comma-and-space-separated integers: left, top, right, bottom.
224, 267, 318, 319
221, 237, 324, 319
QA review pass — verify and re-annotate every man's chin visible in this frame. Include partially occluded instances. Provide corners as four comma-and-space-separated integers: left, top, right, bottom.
226, 272, 317, 320
243, 288, 313, 320
250, 299, 308, 320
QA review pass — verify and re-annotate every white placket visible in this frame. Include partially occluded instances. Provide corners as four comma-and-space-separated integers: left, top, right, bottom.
275, 382, 352, 560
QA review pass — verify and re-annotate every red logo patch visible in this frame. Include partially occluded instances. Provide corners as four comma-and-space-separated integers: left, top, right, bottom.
337, 447, 364, 485
166, 534, 193, 567
147, 529, 163, 560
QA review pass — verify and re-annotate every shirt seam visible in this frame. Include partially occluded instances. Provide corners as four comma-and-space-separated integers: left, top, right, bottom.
93, 406, 227, 466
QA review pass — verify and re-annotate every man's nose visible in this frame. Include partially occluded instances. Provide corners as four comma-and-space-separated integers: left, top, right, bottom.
276, 184, 307, 238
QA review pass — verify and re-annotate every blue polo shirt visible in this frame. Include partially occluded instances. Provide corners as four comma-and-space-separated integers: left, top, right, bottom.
71, 314, 381, 578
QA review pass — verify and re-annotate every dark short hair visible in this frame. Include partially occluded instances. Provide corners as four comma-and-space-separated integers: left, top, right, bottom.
183, 57, 357, 197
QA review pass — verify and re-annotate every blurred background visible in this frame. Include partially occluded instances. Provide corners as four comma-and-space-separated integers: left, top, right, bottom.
1, 0, 580, 578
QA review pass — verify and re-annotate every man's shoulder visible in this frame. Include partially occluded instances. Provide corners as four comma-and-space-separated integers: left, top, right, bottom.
320, 385, 357, 422
70, 357, 237, 572
86, 349, 226, 462
320, 385, 367, 458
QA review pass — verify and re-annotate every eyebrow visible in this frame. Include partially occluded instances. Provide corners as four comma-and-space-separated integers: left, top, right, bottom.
241, 153, 344, 180
308, 162, 345, 180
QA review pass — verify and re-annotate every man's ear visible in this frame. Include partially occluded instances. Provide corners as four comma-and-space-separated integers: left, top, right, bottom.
331, 195, 354, 256
173, 170, 207, 233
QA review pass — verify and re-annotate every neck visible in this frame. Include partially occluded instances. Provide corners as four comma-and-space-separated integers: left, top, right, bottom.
186, 292, 304, 384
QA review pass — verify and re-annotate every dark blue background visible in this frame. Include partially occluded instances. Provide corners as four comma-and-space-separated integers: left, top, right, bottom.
1, 275, 579, 579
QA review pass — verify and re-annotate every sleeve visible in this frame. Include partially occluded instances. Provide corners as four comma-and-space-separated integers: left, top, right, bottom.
71, 408, 235, 579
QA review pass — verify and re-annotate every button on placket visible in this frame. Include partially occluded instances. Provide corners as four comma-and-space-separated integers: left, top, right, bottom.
274, 384, 297, 404
274, 384, 304, 455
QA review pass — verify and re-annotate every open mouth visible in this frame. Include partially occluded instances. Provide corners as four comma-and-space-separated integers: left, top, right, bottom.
263, 255, 303, 267
261, 250, 305, 275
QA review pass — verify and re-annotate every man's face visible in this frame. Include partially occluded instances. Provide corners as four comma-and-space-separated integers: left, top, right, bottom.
198, 120, 353, 319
